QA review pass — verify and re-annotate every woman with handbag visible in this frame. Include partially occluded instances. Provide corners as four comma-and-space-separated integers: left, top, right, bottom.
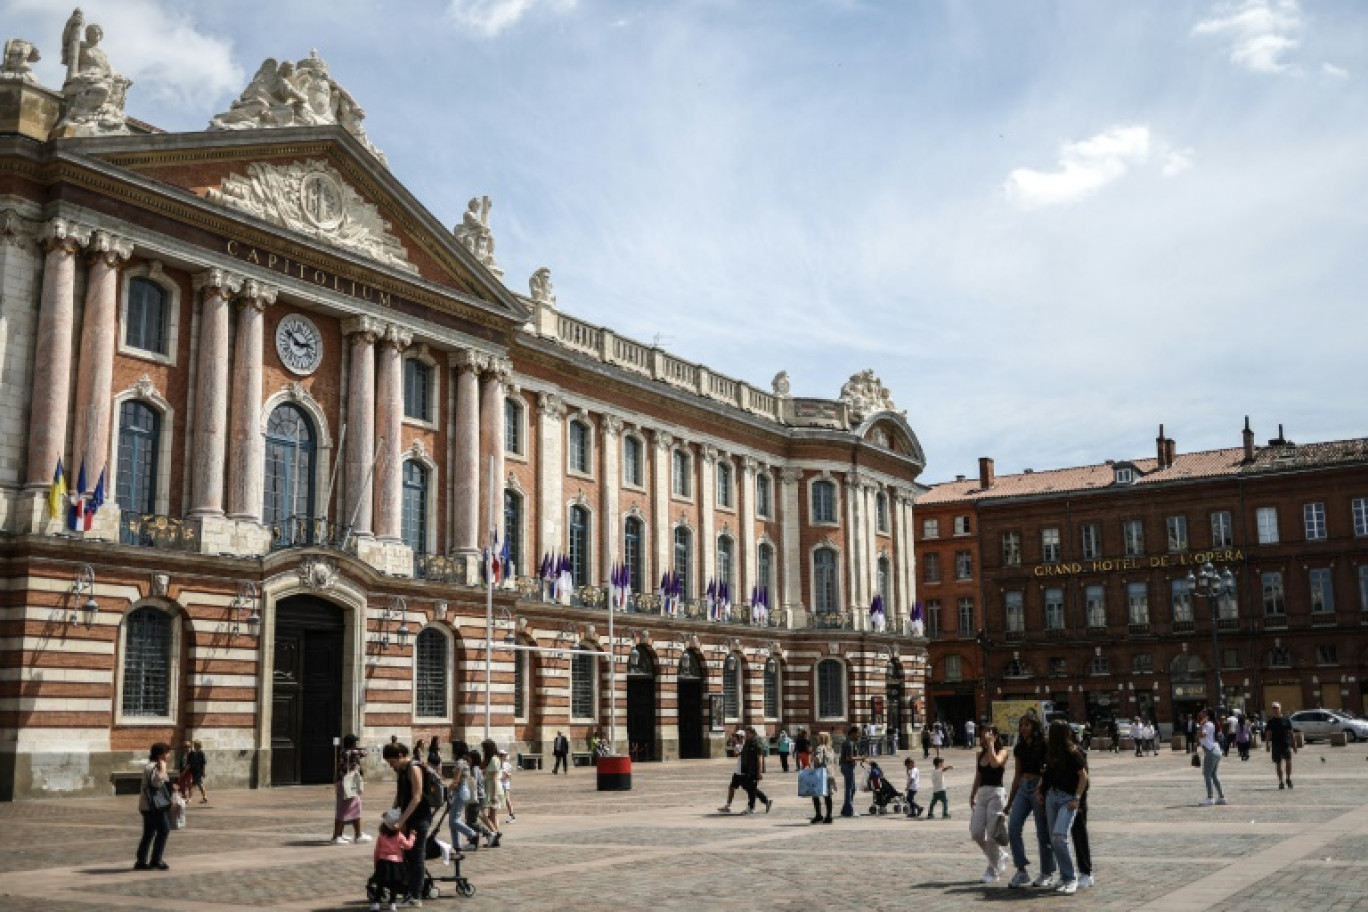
808, 731, 837, 824
134, 742, 172, 870
331, 733, 371, 845
969, 724, 1011, 883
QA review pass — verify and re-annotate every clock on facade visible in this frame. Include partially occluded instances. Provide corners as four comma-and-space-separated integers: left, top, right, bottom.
275, 314, 323, 375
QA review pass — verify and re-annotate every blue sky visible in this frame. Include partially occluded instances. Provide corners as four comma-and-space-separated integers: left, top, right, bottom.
8, 0, 1365, 482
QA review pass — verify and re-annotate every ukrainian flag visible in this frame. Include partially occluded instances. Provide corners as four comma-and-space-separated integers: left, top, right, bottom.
48, 458, 66, 519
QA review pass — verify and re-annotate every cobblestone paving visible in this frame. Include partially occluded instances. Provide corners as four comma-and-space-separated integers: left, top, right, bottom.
1, 742, 1367, 911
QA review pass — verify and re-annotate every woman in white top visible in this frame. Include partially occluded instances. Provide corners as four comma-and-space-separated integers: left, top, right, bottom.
1197, 709, 1227, 805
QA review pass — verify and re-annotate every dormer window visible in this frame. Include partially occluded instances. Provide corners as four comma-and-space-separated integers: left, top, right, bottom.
1114, 467, 1135, 484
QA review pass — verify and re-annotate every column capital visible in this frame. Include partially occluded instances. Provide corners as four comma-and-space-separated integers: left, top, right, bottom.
380, 322, 413, 351
779, 466, 803, 485
236, 278, 279, 311
1, 209, 35, 249
39, 217, 91, 253
701, 445, 719, 465
652, 429, 674, 451
742, 456, 760, 474
452, 347, 489, 374
341, 314, 384, 340
484, 354, 513, 382
602, 414, 623, 437
536, 391, 566, 419
87, 229, 134, 267
193, 267, 244, 300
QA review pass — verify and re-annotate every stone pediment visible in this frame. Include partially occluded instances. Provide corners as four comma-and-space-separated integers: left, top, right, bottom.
206, 159, 417, 274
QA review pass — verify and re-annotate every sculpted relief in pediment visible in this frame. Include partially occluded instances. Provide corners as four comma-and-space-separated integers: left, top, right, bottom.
206, 160, 417, 274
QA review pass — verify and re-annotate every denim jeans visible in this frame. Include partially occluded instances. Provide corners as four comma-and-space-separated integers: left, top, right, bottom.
136, 809, 169, 865
1070, 800, 1090, 876
1203, 748, 1225, 799
840, 763, 857, 815
1044, 791, 1078, 884
1008, 779, 1055, 876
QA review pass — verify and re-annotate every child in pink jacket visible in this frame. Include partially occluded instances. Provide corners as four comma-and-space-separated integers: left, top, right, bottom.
370, 809, 415, 911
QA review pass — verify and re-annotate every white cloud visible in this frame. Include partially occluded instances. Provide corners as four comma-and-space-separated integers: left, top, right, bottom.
1193, 0, 1302, 74
447, 0, 577, 37
1162, 147, 1195, 176
1322, 62, 1349, 79
1003, 125, 1152, 209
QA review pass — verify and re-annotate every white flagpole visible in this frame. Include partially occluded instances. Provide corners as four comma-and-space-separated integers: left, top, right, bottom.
320, 422, 347, 523
341, 436, 384, 552
484, 459, 496, 741
608, 563, 616, 756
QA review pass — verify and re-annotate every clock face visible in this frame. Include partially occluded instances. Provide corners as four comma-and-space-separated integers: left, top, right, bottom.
275, 314, 323, 376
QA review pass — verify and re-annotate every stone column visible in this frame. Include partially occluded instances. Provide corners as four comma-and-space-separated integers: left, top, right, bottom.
479, 356, 510, 547
70, 230, 132, 488
373, 324, 412, 541
901, 493, 917, 622
740, 458, 758, 598
25, 219, 89, 492
188, 269, 243, 516
699, 446, 717, 589
341, 316, 381, 537
779, 467, 802, 610
845, 472, 863, 610
651, 430, 673, 586
600, 415, 622, 584
452, 349, 486, 553
226, 279, 278, 520
535, 391, 566, 562
864, 482, 879, 603
892, 488, 909, 623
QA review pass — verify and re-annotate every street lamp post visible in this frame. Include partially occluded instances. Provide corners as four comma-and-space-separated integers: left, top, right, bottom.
1186, 562, 1236, 714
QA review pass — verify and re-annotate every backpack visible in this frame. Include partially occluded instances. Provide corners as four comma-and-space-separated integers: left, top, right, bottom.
413, 760, 446, 813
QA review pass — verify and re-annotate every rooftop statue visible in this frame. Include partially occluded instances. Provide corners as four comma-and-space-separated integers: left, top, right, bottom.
1, 38, 40, 84
52, 8, 132, 137
529, 267, 556, 306
838, 369, 899, 422
454, 196, 503, 278
208, 51, 389, 167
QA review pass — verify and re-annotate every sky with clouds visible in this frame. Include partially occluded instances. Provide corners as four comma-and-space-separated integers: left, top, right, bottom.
6, 0, 1364, 482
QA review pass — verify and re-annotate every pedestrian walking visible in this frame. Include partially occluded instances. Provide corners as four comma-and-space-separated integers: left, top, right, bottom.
969, 724, 1010, 883
903, 758, 923, 817
479, 740, 505, 844
965, 719, 976, 750
1197, 708, 1227, 806
931, 724, 943, 758
1185, 714, 1197, 753
332, 733, 372, 845
176, 740, 194, 800
1006, 713, 1056, 889
1107, 718, 1119, 753
794, 728, 812, 770
718, 729, 748, 812
1223, 712, 1239, 757
777, 729, 793, 772
921, 726, 932, 759
460, 747, 493, 850
927, 757, 952, 819
383, 740, 435, 906
445, 742, 482, 852
134, 742, 173, 871
809, 731, 836, 824
740, 727, 774, 814
426, 737, 442, 771
185, 740, 208, 803
1066, 726, 1094, 889
499, 749, 516, 822
1236, 716, 1251, 761
1264, 702, 1297, 789
839, 725, 864, 816
1037, 720, 1088, 895
552, 730, 569, 775
1130, 717, 1143, 756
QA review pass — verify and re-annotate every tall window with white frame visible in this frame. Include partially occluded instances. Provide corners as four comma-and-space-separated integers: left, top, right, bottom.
1002, 531, 1022, 567
1044, 588, 1064, 631
125, 277, 168, 355
1256, 506, 1279, 544
504, 397, 523, 454
954, 550, 972, 580
814, 547, 839, 613
1262, 571, 1285, 617
717, 535, 735, 593
116, 400, 160, 525
672, 449, 691, 498
1123, 519, 1144, 556
816, 658, 845, 719
673, 526, 692, 599
763, 658, 780, 719
403, 359, 431, 422
571, 649, 597, 720
1041, 527, 1061, 563
623, 435, 644, 487
503, 490, 522, 577
812, 480, 836, 523
1359, 565, 1368, 613
513, 648, 527, 719
1127, 581, 1150, 627
877, 556, 891, 603
1080, 523, 1101, 560
569, 505, 591, 587
1304, 502, 1327, 541
1166, 516, 1188, 552
757, 542, 774, 598
925, 599, 941, 638
1219, 580, 1239, 621
401, 460, 428, 555
1172, 579, 1194, 625
875, 492, 888, 533
122, 606, 171, 717
414, 628, 447, 718
1352, 497, 1368, 538
922, 518, 939, 539
1210, 511, 1233, 548
1309, 568, 1335, 616
958, 597, 974, 635
568, 419, 592, 475
756, 472, 772, 518
922, 552, 941, 583
953, 515, 971, 536
624, 516, 644, 594
723, 655, 742, 720
1086, 585, 1106, 629
716, 461, 733, 508
1004, 591, 1024, 634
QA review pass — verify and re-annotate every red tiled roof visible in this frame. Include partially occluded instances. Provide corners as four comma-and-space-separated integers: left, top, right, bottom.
918, 438, 1368, 505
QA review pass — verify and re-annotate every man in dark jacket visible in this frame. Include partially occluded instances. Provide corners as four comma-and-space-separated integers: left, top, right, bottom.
552, 731, 569, 775
741, 727, 773, 815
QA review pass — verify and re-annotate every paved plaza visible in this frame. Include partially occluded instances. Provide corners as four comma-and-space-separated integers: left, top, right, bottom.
1, 742, 1367, 911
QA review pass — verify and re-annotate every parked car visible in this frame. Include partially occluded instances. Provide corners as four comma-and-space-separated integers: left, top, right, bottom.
1288, 710, 1368, 743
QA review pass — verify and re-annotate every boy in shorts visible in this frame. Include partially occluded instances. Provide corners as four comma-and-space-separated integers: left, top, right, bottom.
904, 757, 923, 817
927, 757, 953, 819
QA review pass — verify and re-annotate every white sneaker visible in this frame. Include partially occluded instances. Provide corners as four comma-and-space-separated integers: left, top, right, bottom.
741, 807, 755, 815
1056, 880, 1078, 895
1008, 871, 1032, 889
996, 850, 1009, 875
354, 833, 372, 843
1199, 798, 1215, 806
1032, 874, 1056, 889
981, 866, 1000, 884
1077, 874, 1095, 888
1215, 797, 1228, 805
717, 806, 732, 813
329, 836, 351, 845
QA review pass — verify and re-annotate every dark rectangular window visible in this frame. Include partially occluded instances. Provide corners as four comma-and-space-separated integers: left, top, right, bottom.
403, 359, 431, 421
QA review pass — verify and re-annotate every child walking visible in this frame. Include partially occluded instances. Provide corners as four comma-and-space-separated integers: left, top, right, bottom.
370, 809, 414, 912
927, 757, 953, 819
904, 758, 923, 818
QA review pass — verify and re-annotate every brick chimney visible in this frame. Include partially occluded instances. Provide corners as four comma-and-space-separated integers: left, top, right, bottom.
1242, 416, 1255, 463
978, 457, 995, 490
1165, 436, 1176, 467
1156, 425, 1167, 468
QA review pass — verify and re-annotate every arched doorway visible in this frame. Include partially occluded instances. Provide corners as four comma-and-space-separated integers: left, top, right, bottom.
677, 649, 705, 759
886, 660, 905, 749
627, 645, 657, 762
271, 594, 344, 786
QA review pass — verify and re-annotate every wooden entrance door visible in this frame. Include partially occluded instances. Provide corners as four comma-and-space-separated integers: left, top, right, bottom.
271, 596, 344, 786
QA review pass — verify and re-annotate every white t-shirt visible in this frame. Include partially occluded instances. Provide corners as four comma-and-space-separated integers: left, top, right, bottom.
905, 767, 920, 792
931, 768, 946, 791
931, 730, 942, 747
501, 759, 513, 790
1199, 721, 1219, 751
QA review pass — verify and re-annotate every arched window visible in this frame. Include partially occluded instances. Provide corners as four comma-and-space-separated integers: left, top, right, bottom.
122, 606, 172, 717
723, 654, 742, 720
513, 646, 527, 719
504, 397, 523, 455
814, 547, 839, 612
816, 658, 845, 720
401, 460, 428, 554
876, 491, 888, 532
756, 472, 772, 518
263, 404, 316, 541
504, 490, 523, 577
812, 480, 837, 523
673, 526, 692, 599
415, 628, 448, 718
571, 648, 597, 719
623, 435, 644, 487
116, 400, 160, 517
717, 535, 735, 592
764, 657, 780, 719
877, 556, 891, 602
569, 419, 591, 474
672, 449, 691, 497
125, 277, 168, 355
569, 505, 591, 587
716, 461, 733, 508
624, 516, 644, 594
757, 542, 774, 600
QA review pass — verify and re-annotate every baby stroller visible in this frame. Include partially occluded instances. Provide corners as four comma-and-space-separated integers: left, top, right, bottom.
864, 764, 905, 816
367, 803, 476, 902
